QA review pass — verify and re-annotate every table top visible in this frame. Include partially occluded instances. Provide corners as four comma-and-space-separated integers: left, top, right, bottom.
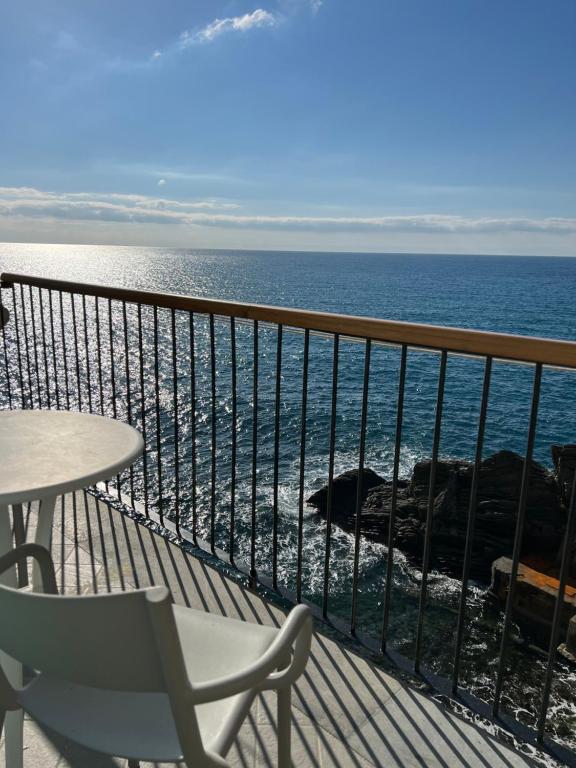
0, 410, 144, 506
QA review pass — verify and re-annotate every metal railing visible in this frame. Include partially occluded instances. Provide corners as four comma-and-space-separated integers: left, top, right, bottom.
2, 271, 576, 762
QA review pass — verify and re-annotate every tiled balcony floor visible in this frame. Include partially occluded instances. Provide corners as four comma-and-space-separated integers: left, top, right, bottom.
0, 492, 541, 768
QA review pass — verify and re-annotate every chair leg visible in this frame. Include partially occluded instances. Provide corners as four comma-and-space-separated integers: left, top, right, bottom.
277, 686, 291, 768
4, 709, 23, 768
127, 761, 140, 768
1, 649, 23, 768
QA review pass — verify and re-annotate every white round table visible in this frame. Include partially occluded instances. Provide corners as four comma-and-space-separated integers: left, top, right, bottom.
0, 410, 143, 586
0, 409, 144, 768
0, 409, 143, 509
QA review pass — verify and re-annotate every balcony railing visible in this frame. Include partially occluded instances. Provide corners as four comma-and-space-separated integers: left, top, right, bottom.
1, 270, 576, 764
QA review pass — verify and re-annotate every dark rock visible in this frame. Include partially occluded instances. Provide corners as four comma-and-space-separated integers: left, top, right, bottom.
552, 445, 576, 506
306, 468, 384, 520
409, 459, 470, 497
551, 445, 576, 574
307, 450, 565, 582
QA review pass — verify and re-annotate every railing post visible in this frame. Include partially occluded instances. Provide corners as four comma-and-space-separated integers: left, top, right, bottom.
250, 320, 259, 588
381, 344, 408, 651
296, 329, 310, 603
0, 281, 13, 409
493, 363, 542, 716
414, 350, 447, 673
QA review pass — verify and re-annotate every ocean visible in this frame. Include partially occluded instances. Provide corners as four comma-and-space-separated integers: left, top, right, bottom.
1, 242, 576, 746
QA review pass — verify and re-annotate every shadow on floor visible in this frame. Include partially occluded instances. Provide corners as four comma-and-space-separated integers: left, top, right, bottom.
9, 492, 540, 768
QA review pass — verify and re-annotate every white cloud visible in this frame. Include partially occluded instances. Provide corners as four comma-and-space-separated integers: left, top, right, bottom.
0, 187, 574, 238
152, 8, 279, 59
157, 179, 166, 187
186, 9, 278, 45
0, 188, 239, 226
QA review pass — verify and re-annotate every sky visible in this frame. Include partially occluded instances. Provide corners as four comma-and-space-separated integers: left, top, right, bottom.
0, 0, 575, 255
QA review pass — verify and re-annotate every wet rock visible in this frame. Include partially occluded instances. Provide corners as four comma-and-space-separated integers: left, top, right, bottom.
551, 445, 576, 574
306, 468, 384, 521
409, 459, 470, 497
552, 444, 576, 506
307, 450, 565, 582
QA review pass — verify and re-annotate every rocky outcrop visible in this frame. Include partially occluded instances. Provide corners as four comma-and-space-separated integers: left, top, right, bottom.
552, 445, 576, 574
552, 444, 576, 507
308, 450, 566, 582
306, 468, 386, 520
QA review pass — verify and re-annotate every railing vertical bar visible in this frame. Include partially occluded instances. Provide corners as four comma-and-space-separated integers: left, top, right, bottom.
171, 308, 181, 538
209, 313, 217, 554
351, 338, 372, 634
322, 333, 340, 618
94, 296, 108, 493
272, 324, 283, 590
451, 356, 492, 692
250, 320, 259, 586
414, 349, 448, 672
229, 316, 237, 564
20, 284, 34, 407
58, 290, 71, 411
48, 290, 60, 409
70, 293, 82, 411
1, 289, 13, 409
123, 302, 135, 507
108, 299, 118, 419
12, 285, 26, 409
37, 288, 51, 409
82, 295, 93, 414
381, 343, 408, 650
108, 299, 120, 500
153, 305, 164, 526
296, 328, 310, 603
137, 304, 150, 517
27, 285, 42, 408
493, 363, 542, 715
189, 312, 197, 544
536, 470, 576, 740
95, 298, 105, 417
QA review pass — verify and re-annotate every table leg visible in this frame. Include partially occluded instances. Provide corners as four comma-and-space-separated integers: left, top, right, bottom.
0, 505, 17, 587
0, 506, 23, 768
11, 505, 25, 548
32, 496, 56, 592
11, 505, 28, 588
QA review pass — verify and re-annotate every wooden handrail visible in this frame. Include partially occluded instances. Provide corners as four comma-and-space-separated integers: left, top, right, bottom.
2, 271, 576, 368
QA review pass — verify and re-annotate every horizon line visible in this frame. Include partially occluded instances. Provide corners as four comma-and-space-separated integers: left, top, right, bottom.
1, 239, 575, 260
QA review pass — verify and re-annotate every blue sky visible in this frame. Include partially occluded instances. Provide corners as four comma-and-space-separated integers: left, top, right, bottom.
0, 0, 575, 254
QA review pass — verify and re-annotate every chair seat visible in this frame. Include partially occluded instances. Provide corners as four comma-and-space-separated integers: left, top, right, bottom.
19, 606, 281, 761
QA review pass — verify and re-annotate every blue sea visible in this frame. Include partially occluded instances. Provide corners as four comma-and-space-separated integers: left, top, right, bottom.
2, 243, 576, 747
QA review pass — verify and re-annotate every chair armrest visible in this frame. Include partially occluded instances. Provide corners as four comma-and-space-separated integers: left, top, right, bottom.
0, 544, 58, 594
189, 605, 312, 704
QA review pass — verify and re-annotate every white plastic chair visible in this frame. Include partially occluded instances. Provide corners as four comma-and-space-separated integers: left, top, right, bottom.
0, 544, 313, 768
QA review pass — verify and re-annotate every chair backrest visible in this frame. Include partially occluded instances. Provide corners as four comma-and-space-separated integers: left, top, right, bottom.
0, 583, 179, 693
